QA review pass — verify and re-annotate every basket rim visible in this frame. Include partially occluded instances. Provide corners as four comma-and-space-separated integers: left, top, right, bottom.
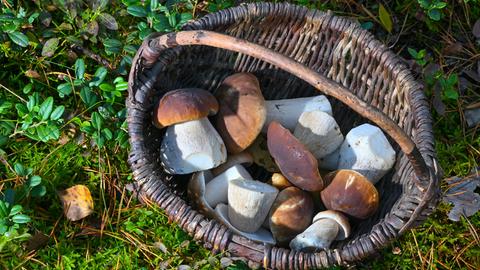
126, 2, 441, 269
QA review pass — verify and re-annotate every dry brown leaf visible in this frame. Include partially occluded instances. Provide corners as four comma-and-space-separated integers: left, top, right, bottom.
58, 185, 94, 221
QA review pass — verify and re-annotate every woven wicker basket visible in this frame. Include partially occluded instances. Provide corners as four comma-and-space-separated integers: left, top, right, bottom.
127, 2, 442, 269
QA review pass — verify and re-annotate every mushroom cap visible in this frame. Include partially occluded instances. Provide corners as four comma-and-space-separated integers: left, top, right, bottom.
313, 210, 351, 240
320, 170, 379, 219
269, 187, 314, 245
154, 88, 218, 128
267, 121, 324, 191
214, 73, 267, 154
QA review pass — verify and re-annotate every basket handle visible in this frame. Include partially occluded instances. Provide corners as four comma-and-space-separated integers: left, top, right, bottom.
144, 30, 433, 189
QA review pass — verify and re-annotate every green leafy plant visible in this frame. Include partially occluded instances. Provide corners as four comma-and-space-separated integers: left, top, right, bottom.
418, 0, 447, 21
0, 6, 38, 48
13, 93, 65, 142
408, 47, 428, 66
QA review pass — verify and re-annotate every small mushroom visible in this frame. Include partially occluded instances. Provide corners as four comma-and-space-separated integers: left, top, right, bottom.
293, 110, 344, 159
205, 164, 252, 208
320, 170, 379, 219
228, 179, 278, 233
269, 187, 314, 245
338, 123, 396, 184
211, 152, 253, 176
187, 170, 216, 218
263, 95, 332, 132
289, 210, 350, 252
268, 173, 292, 190
214, 73, 267, 154
215, 203, 276, 245
216, 204, 275, 244
158, 89, 227, 174
267, 121, 324, 191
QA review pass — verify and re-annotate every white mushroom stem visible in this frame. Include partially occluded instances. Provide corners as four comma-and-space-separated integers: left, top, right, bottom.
263, 95, 332, 132
228, 179, 278, 233
289, 218, 339, 252
187, 170, 216, 218
312, 210, 351, 240
160, 118, 227, 174
338, 123, 396, 184
204, 164, 252, 207
211, 152, 253, 176
293, 110, 344, 159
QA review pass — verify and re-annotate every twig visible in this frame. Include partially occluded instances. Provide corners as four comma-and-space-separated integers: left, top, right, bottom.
71, 44, 114, 70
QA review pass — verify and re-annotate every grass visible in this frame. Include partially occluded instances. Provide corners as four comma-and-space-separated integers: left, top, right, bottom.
0, 0, 479, 269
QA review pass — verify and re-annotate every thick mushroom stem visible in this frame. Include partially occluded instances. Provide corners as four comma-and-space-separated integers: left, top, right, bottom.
204, 164, 252, 207
294, 110, 344, 159
263, 95, 332, 132
160, 118, 227, 174
289, 218, 339, 252
228, 179, 278, 233
187, 170, 216, 218
211, 152, 253, 176
338, 123, 396, 184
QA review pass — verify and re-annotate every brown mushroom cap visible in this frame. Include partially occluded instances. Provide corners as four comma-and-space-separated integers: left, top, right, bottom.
320, 170, 379, 219
214, 73, 266, 154
267, 121, 324, 191
269, 187, 314, 245
153, 88, 218, 128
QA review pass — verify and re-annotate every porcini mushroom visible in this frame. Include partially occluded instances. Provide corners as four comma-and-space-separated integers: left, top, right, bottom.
214, 73, 266, 154
215, 203, 276, 244
318, 148, 340, 170
338, 123, 396, 184
289, 210, 350, 252
211, 152, 253, 176
293, 110, 344, 159
269, 187, 314, 245
268, 173, 292, 190
320, 170, 379, 219
263, 95, 332, 132
157, 88, 227, 174
228, 179, 278, 233
204, 164, 252, 208
267, 121, 324, 191
187, 170, 216, 218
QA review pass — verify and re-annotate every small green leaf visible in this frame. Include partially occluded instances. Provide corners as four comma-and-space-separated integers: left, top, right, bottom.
28, 175, 42, 187
115, 82, 128, 91
27, 96, 35, 112
434, 2, 447, 9
9, 205, 22, 216
127, 5, 147, 17
91, 112, 102, 130
31, 185, 46, 197
57, 82, 73, 98
41, 37, 59, 57
39, 97, 54, 121
99, 83, 114, 92
102, 128, 113, 140
379, 4, 393, 33
12, 214, 31, 224
75, 59, 85, 80
89, 67, 108, 87
80, 86, 98, 107
103, 38, 122, 54
428, 9, 441, 21
8, 31, 29, 47
14, 163, 26, 177
0, 201, 8, 217
50, 106, 65, 121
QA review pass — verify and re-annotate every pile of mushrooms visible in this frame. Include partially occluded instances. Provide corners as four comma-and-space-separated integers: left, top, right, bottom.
154, 72, 397, 251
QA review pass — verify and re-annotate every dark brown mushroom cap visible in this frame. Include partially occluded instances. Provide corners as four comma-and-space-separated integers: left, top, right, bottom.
214, 73, 266, 154
267, 121, 324, 191
269, 187, 314, 245
320, 170, 379, 219
153, 88, 218, 128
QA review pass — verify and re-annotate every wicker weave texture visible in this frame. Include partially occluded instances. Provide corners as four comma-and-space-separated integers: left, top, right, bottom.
127, 2, 441, 269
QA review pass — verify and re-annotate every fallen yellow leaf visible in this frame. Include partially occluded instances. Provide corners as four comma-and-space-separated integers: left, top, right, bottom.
58, 185, 94, 221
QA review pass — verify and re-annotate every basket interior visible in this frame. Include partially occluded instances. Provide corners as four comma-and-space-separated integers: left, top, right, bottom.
135, 5, 419, 250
